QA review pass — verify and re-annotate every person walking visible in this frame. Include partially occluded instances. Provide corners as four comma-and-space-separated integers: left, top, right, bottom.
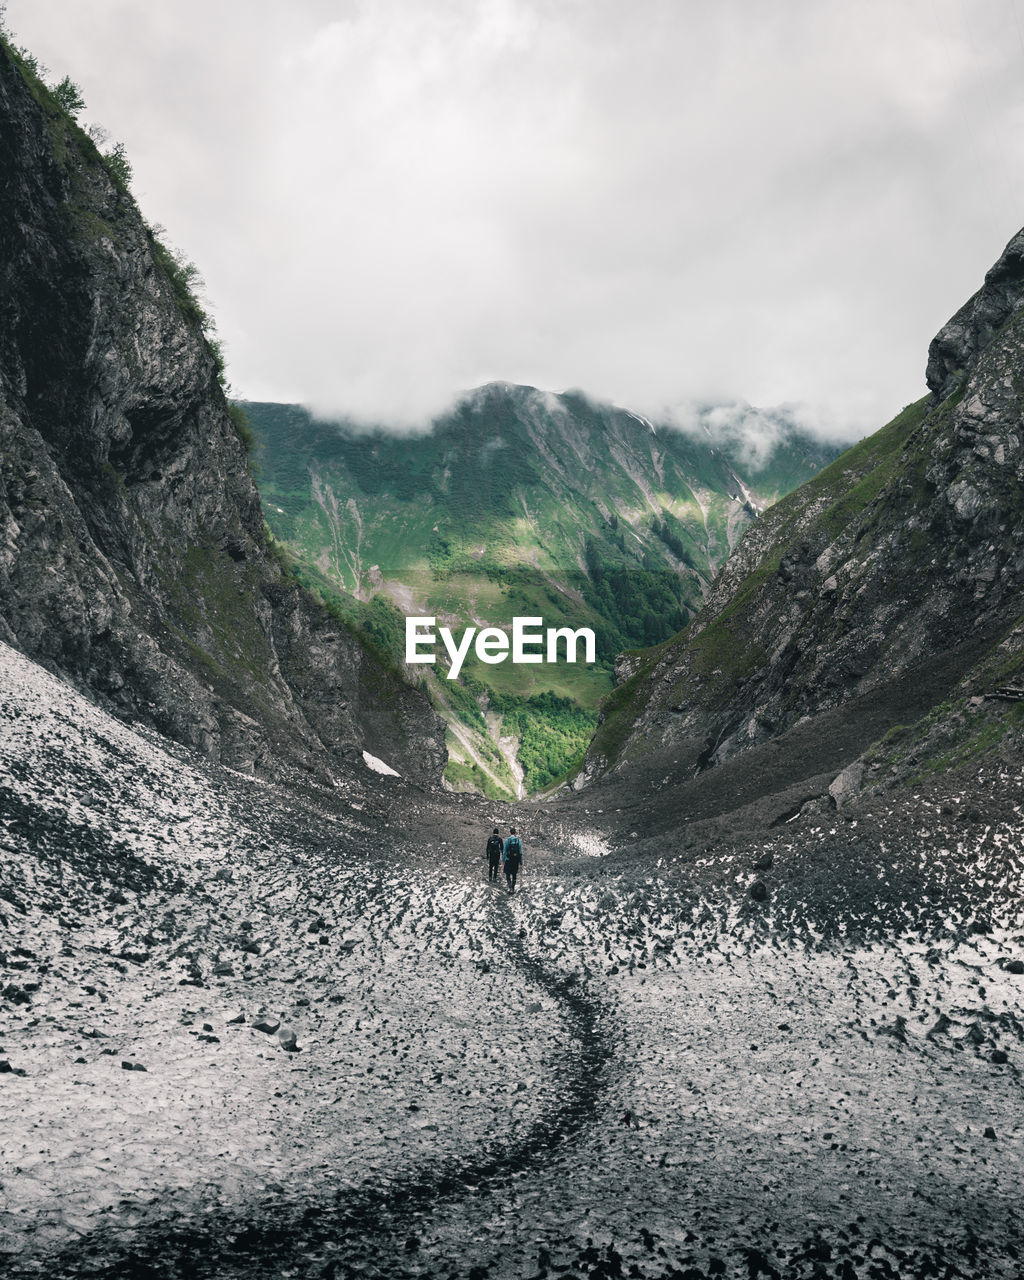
485, 828, 504, 883
502, 827, 523, 892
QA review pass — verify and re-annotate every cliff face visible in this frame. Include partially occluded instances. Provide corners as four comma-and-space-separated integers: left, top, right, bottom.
584, 222, 1024, 797
0, 45, 444, 785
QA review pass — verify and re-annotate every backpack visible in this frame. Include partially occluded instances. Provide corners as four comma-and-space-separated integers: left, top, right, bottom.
486, 835, 503, 860
504, 836, 522, 869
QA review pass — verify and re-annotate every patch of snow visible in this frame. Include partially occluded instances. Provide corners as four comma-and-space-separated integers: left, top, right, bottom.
361, 750, 401, 777
569, 829, 610, 858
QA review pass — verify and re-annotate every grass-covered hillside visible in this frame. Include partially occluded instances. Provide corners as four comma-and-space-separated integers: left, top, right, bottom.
247, 384, 840, 797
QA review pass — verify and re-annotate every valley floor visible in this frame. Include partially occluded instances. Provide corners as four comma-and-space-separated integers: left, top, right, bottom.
1, 641, 1023, 1280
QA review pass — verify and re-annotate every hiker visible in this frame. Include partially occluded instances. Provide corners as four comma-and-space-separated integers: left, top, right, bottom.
502, 827, 524, 892
486, 828, 504, 882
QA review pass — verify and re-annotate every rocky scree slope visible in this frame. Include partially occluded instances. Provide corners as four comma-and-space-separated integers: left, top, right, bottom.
4, 637, 1024, 1280
582, 223, 1024, 809
0, 44, 443, 785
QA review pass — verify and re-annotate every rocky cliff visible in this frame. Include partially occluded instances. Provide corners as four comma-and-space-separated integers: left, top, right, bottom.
0, 43, 444, 785
582, 224, 1024, 812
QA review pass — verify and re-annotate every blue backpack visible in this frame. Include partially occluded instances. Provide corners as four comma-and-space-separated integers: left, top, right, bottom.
505, 836, 522, 869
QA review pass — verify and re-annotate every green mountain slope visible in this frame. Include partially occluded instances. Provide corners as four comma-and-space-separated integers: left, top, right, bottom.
580, 222, 1024, 826
246, 385, 840, 796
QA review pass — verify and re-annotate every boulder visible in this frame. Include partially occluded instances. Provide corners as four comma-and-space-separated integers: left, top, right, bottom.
828, 761, 865, 809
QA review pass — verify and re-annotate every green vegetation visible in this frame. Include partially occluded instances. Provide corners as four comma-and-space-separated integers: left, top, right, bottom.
145, 232, 227, 387
586, 651, 660, 766
104, 140, 132, 192
581, 538, 689, 654
228, 403, 257, 457
51, 74, 84, 116
764, 395, 932, 547
487, 690, 597, 790
585, 396, 943, 771
244, 390, 840, 794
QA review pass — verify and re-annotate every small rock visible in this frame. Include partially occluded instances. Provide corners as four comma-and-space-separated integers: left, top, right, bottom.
749, 881, 768, 902
1004, 959, 1024, 975
753, 853, 774, 871
984, 1126, 997, 1139
278, 1027, 299, 1052
526, 1001, 543, 1014
226, 1011, 246, 1024
253, 1019, 280, 1035
991, 1049, 1009, 1065
213, 962, 234, 976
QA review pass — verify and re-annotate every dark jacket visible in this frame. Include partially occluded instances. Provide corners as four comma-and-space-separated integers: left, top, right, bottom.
486, 834, 503, 862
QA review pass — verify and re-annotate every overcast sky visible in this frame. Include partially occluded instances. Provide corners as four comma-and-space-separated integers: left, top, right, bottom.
8, 0, 1024, 437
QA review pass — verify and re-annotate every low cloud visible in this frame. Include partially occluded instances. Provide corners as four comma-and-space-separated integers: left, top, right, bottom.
9, 0, 1024, 437
661, 398, 855, 470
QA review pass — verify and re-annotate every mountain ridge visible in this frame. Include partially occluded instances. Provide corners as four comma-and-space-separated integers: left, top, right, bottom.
246, 384, 842, 796
578, 224, 1024, 827
0, 39, 444, 787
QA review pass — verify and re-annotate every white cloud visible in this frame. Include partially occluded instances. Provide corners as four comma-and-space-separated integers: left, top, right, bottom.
8, 0, 1024, 438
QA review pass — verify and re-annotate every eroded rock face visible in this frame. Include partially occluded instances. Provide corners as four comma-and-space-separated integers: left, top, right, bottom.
0, 48, 444, 786
926, 227, 1024, 402
585, 220, 1024, 789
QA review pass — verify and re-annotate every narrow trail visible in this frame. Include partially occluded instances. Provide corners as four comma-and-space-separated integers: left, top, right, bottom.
31, 883, 618, 1280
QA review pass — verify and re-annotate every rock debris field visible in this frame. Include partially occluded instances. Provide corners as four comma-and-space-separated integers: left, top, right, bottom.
1, 639, 1023, 1279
